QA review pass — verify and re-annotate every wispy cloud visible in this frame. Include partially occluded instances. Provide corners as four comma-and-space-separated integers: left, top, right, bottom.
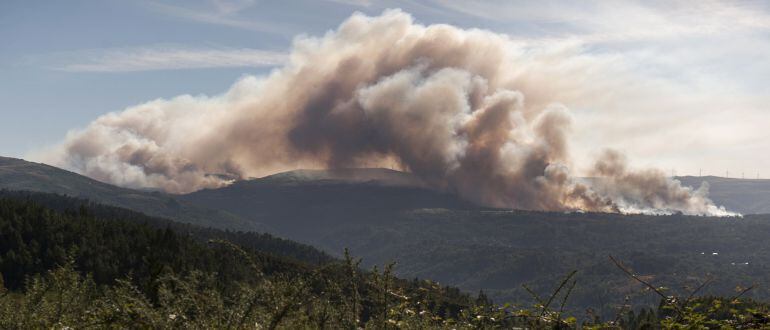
432, 0, 770, 43
324, 0, 373, 7
210, 0, 257, 15
146, 1, 286, 34
53, 46, 286, 72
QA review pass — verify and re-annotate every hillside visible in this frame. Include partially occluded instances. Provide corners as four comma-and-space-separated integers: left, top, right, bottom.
180, 168, 477, 238
184, 183, 770, 316
260, 168, 426, 187
181, 170, 770, 316
0, 194, 480, 328
0, 156, 261, 231
2, 193, 769, 329
0, 190, 333, 267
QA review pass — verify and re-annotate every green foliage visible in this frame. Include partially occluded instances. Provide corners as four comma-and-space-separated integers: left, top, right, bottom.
0, 195, 479, 328
5, 260, 770, 329
0, 190, 334, 265
0, 256, 583, 329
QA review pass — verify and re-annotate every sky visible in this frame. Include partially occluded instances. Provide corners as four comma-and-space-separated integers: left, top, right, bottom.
2, 0, 770, 178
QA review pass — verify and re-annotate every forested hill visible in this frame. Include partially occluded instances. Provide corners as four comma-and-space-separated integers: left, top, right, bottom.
0, 156, 260, 231
0, 193, 481, 328
0, 190, 336, 289
179, 168, 479, 239
0, 190, 332, 267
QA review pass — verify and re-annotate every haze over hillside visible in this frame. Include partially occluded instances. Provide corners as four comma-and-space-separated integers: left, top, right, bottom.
256, 170, 770, 216
0, 156, 263, 232
5, 155, 766, 216
257, 168, 426, 187
676, 176, 770, 215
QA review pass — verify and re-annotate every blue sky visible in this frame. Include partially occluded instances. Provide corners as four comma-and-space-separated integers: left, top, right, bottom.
3, 0, 770, 177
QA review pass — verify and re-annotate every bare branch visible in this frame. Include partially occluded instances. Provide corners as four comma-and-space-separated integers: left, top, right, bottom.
608, 255, 684, 317
522, 284, 545, 308
731, 285, 755, 301
608, 255, 668, 301
685, 276, 713, 304
542, 270, 577, 316
559, 279, 577, 314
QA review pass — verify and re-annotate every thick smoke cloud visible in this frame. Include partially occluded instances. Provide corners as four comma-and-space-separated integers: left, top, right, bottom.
38, 10, 735, 216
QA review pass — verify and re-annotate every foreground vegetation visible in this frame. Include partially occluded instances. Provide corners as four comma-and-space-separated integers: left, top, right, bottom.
2, 193, 770, 328
4, 260, 770, 328
6, 254, 769, 329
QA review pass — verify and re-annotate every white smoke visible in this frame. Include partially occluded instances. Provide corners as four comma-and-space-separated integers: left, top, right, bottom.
35, 10, 736, 216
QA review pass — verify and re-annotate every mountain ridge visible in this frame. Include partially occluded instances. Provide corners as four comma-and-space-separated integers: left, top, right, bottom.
0, 156, 263, 231
256, 167, 426, 187
4, 156, 770, 219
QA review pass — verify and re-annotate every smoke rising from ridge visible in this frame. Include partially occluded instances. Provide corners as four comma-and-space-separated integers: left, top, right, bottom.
37, 10, 735, 216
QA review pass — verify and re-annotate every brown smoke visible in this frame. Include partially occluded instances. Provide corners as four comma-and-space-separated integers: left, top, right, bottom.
36, 10, 735, 216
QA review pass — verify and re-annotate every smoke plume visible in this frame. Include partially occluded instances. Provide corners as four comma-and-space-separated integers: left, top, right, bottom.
37, 10, 735, 216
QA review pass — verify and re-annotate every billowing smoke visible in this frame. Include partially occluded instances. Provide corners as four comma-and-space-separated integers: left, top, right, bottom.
36, 10, 735, 216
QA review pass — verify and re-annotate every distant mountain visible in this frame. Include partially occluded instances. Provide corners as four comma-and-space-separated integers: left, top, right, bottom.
180, 168, 477, 239
0, 156, 262, 231
676, 176, 770, 214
